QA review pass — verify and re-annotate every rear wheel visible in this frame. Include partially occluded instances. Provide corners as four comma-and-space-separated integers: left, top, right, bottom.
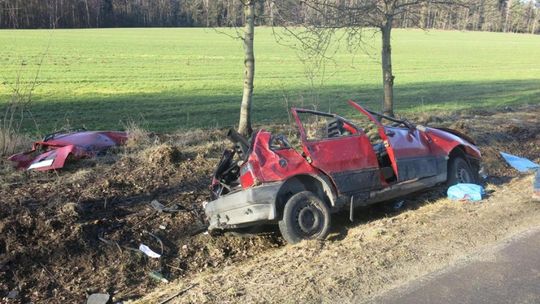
278, 191, 331, 244
447, 157, 477, 186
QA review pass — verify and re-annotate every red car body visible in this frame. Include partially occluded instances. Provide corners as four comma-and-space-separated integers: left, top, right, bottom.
205, 101, 481, 243
9, 130, 127, 171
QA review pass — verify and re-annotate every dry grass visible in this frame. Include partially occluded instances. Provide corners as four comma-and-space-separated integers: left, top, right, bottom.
124, 120, 155, 149
0, 127, 31, 156
135, 175, 540, 304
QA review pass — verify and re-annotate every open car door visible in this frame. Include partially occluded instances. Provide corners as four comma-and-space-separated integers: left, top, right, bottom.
348, 100, 442, 182
292, 108, 382, 195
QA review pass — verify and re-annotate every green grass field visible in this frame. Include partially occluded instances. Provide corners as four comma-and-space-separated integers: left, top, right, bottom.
0, 28, 539, 133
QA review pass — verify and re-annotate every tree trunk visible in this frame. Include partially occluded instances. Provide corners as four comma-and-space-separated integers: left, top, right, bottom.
503, 0, 513, 32
381, 21, 394, 117
532, 4, 538, 34
84, 0, 91, 27
421, 3, 429, 28
238, 0, 255, 136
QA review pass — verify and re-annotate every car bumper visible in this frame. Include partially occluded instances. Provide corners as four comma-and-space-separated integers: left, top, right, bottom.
205, 182, 283, 230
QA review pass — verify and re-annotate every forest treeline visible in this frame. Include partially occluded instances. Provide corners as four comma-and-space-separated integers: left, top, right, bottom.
1, 0, 538, 34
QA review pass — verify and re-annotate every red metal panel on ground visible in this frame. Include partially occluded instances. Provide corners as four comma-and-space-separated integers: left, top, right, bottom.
8, 131, 127, 171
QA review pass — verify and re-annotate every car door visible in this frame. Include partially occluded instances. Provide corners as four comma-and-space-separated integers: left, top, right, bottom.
383, 126, 440, 181
292, 108, 382, 195
349, 101, 441, 182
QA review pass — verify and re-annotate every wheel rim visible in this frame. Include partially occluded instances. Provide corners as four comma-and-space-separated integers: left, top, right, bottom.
457, 166, 472, 183
294, 203, 323, 237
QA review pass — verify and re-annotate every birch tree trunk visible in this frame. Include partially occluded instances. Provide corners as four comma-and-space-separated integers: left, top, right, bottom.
238, 0, 255, 136
381, 20, 395, 117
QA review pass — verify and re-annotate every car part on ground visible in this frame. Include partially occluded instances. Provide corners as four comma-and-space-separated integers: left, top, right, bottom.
8, 129, 127, 171
205, 100, 482, 244
447, 183, 485, 201
500, 152, 539, 173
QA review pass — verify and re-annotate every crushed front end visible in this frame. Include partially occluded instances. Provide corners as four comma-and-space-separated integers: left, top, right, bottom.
205, 129, 309, 230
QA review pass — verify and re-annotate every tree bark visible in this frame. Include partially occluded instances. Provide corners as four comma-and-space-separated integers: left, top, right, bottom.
503, 0, 513, 32
238, 0, 255, 136
381, 20, 395, 117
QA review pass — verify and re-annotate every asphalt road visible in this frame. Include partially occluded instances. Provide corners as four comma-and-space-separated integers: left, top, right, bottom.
375, 228, 540, 304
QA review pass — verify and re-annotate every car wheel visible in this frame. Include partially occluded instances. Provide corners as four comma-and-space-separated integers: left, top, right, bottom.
278, 191, 331, 244
447, 157, 477, 186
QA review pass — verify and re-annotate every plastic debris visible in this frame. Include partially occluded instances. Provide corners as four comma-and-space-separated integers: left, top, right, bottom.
139, 244, 161, 258
479, 167, 488, 179
87, 293, 111, 304
149, 271, 169, 283
390, 200, 405, 210
381, 200, 405, 213
7, 290, 19, 299
447, 183, 485, 202
500, 152, 539, 173
150, 200, 186, 213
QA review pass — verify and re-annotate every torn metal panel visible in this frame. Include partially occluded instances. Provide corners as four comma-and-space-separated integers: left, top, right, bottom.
8, 130, 127, 171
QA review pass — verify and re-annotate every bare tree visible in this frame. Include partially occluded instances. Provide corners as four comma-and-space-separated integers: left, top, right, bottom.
280, 0, 465, 117
0, 0, 538, 34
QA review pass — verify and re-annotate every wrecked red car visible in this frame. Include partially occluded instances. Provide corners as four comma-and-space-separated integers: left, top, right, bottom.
205, 101, 481, 243
9, 130, 127, 171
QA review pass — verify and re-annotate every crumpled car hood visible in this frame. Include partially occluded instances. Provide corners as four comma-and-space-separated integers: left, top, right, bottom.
8, 130, 127, 171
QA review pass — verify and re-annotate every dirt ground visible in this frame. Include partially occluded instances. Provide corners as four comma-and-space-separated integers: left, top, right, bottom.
1, 105, 539, 303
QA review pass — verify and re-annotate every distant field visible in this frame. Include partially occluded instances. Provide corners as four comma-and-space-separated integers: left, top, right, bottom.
0, 28, 539, 133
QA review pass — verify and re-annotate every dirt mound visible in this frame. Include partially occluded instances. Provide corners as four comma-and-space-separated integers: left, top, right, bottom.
142, 144, 184, 166
1, 105, 539, 303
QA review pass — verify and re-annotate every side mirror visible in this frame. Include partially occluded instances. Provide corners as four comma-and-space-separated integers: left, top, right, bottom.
385, 129, 396, 137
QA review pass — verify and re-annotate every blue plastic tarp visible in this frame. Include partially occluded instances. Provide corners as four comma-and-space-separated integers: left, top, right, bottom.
447, 183, 485, 202
500, 152, 540, 173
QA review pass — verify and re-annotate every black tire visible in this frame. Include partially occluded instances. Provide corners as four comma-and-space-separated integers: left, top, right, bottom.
278, 191, 331, 244
447, 157, 477, 186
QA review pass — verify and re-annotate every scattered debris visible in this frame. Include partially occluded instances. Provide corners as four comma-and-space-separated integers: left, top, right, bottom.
6, 290, 19, 299
8, 129, 127, 171
139, 244, 161, 258
86, 293, 111, 304
150, 200, 186, 213
479, 167, 488, 179
380, 200, 406, 214
389, 200, 405, 211
149, 271, 169, 283
500, 152, 539, 173
1, 105, 538, 304
447, 183, 485, 202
